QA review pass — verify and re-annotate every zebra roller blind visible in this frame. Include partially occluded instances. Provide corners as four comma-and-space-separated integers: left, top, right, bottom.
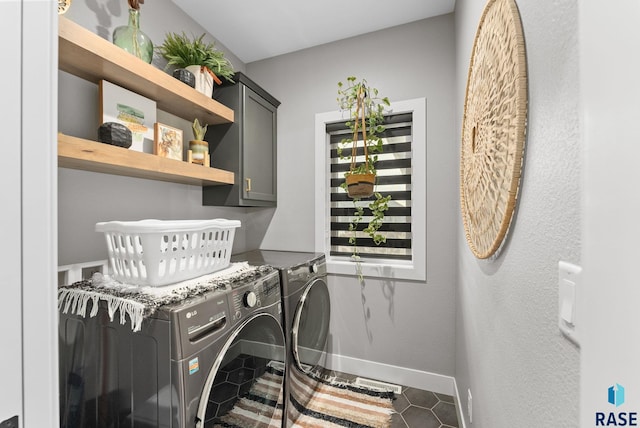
328, 112, 413, 260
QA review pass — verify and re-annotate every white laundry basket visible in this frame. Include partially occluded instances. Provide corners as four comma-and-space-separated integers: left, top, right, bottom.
95, 219, 241, 287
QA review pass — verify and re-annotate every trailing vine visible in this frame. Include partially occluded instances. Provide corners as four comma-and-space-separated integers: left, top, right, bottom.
336, 77, 392, 266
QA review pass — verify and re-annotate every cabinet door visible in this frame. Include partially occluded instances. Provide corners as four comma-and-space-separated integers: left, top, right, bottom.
242, 86, 277, 203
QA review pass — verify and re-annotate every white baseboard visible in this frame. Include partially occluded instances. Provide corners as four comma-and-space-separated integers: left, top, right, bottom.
325, 353, 456, 396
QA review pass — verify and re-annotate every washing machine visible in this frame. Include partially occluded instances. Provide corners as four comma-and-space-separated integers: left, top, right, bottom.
58, 268, 286, 428
231, 250, 330, 427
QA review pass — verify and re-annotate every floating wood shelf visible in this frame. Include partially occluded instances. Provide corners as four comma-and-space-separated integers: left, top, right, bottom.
57, 17, 236, 187
58, 134, 234, 186
58, 16, 234, 125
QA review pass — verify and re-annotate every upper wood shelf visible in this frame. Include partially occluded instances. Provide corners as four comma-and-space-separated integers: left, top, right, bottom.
58, 133, 234, 186
58, 16, 234, 125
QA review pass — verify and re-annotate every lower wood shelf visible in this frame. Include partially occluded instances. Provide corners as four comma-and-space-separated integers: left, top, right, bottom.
58, 133, 234, 186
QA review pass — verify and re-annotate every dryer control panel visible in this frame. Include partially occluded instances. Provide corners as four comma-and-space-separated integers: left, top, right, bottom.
230, 270, 280, 321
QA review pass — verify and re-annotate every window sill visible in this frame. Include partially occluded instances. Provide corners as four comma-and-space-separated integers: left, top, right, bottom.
326, 255, 425, 282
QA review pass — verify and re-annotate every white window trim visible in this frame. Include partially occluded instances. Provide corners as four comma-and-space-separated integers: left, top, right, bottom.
314, 98, 426, 281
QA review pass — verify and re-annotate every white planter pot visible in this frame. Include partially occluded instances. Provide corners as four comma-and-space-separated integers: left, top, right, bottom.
185, 65, 213, 97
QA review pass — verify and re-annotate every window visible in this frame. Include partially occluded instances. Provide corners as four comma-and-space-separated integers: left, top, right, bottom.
327, 113, 413, 260
315, 98, 426, 281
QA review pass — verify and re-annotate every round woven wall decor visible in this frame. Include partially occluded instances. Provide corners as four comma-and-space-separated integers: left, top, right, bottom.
460, 0, 528, 259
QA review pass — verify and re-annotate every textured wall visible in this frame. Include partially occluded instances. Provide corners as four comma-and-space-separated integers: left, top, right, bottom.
454, 0, 581, 426
247, 15, 458, 377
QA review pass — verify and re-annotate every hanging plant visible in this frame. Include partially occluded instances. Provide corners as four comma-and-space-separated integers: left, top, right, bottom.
336, 77, 392, 261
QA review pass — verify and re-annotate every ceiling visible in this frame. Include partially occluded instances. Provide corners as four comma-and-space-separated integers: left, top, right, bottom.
172, 0, 456, 63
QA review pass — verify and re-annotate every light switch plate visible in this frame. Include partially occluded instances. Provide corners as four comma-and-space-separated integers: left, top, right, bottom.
558, 261, 582, 346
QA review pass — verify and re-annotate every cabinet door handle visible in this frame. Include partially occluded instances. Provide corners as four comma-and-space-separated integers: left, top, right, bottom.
245, 178, 252, 192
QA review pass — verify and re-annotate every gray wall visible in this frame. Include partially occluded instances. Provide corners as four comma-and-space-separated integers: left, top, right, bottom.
247, 15, 458, 377
454, 0, 581, 427
59, 5, 459, 381
59, 4, 457, 380
57, 1, 276, 265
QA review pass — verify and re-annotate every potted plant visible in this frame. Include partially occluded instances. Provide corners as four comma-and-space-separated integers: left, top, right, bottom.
157, 32, 235, 97
336, 77, 392, 261
188, 118, 210, 166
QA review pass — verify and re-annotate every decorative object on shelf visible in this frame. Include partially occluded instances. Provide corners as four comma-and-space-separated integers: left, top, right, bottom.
460, 0, 528, 259
336, 76, 392, 264
112, 0, 153, 64
153, 123, 183, 161
188, 118, 210, 166
98, 122, 132, 148
99, 79, 156, 153
157, 32, 235, 97
172, 68, 196, 88
58, 0, 71, 14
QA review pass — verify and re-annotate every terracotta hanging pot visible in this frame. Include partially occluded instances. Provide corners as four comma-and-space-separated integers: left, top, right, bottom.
346, 172, 375, 198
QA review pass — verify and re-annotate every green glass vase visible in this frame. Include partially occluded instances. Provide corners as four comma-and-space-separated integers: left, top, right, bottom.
113, 8, 153, 63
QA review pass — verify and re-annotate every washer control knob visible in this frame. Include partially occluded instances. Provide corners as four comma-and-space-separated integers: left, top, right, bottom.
243, 291, 258, 308
311, 263, 318, 274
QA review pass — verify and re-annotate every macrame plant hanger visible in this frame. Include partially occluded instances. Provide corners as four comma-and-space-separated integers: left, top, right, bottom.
346, 85, 375, 198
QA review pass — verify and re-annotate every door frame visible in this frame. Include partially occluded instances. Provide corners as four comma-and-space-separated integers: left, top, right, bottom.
16, 2, 58, 427
0, 0, 26, 422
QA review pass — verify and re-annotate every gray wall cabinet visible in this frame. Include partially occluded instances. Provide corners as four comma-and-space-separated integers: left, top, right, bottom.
203, 72, 280, 207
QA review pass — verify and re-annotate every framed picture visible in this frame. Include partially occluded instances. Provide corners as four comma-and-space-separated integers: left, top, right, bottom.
99, 79, 156, 153
154, 123, 183, 161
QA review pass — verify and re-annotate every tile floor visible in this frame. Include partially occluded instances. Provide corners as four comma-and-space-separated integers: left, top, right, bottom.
205, 353, 273, 425
325, 369, 460, 428
206, 359, 460, 428
390, 388, 459, 428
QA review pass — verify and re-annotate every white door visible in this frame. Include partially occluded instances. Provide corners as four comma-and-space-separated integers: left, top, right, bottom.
0, 1, 58, 427
580, 1, 640, 425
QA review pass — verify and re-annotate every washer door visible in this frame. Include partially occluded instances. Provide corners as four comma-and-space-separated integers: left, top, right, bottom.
196, 312, 285, 428
292, 277, 331, 373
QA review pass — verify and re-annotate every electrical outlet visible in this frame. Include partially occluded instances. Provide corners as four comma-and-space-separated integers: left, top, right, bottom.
467, 388, 473, 423
58, 259, 109, 286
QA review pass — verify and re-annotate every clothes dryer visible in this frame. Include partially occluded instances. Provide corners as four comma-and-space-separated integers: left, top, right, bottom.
232, 250, 329, 427
59, 268, 285, 428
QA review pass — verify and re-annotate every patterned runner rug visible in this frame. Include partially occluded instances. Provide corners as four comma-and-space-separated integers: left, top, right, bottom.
214, 365, 284, 428
217, 366, 395, 428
